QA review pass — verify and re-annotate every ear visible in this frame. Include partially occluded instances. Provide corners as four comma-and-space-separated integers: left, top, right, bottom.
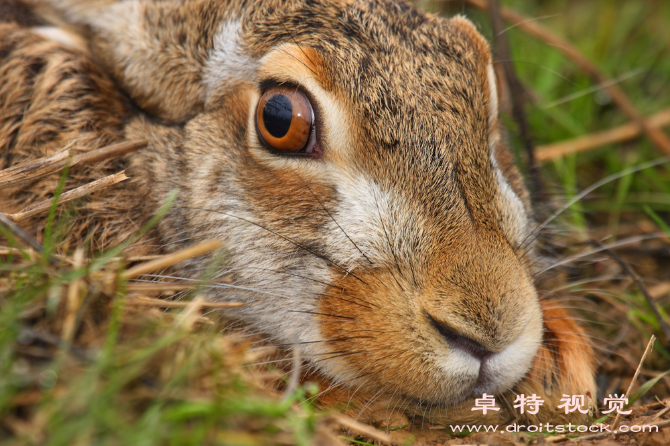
30, 0, 255, 123
449, 15, 491, 56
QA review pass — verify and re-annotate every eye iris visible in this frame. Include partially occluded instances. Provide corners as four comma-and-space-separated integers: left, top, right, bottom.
256, 86, 315, 154
263, 94, 293, 138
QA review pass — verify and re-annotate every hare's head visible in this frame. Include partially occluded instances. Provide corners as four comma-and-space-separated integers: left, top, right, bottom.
40, 0, 550, 408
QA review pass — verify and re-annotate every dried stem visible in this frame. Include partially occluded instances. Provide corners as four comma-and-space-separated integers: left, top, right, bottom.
122, 239, 223, 280
537, 109, 670, 161
126, 296, 244, 309
0, 212, 49, 259
62, 248, 85, 342
328, 413, 391, 444
282, 345, 302, 401
0, 139, 146, 190
7, 171, 129, 222
547, 337, 657, 443
0, 149, 69, 190
487, 0, 544, 202
612, 335, 657, 430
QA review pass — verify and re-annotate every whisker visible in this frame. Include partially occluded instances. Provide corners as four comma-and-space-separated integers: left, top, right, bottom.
542, 68, 645, 109
272, 337, 373, 347
179, 205, 371, 287
374, 198, 407, 291
539, 275, 627, 296
493, 58, 579, 86
534, 232, 669, 276
133, 273, 313, 301
521, 157, 670, 251
297, 174, 375, 267
225, 265, 379, 308
496, 14, 561, 37
288, 310, 354, 320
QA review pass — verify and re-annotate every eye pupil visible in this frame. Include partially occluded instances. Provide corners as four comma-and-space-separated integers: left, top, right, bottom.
256, 86, 316, 154
263, 94, 293, 138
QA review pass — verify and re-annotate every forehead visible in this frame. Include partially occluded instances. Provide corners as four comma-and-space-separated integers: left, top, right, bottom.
244, 0, 492, 124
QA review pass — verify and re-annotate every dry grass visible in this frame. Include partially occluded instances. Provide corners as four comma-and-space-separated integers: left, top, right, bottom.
0, 219, 378, 445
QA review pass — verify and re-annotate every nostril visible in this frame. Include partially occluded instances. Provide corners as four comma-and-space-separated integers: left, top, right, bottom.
426, 313, 493, 361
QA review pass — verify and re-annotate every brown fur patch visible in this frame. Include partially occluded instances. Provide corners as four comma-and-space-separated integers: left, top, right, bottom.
0, 23, 153, 253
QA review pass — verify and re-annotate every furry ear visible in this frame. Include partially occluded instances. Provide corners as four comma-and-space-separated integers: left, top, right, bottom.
449, 15, 491, 56
29, 0, 241, 123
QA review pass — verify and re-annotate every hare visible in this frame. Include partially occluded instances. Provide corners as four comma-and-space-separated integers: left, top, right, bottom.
1, 0, 596, 426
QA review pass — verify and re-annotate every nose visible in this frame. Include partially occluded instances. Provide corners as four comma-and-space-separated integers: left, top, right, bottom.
427, 313, 493, 361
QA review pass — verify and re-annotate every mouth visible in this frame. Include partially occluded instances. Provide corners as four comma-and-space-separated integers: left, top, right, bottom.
426, 311, 541, 400
441, 349, 502, 401
471, 357, 499, 396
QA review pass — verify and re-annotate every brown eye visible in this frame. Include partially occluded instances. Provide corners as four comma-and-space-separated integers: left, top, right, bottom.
256, 86, 314, 153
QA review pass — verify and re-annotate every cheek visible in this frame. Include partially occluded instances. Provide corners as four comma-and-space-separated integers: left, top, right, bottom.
318, 271, 419, 385
490, 138, 532, 247
491, 161, 529, 247
237, 158, 336, 234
